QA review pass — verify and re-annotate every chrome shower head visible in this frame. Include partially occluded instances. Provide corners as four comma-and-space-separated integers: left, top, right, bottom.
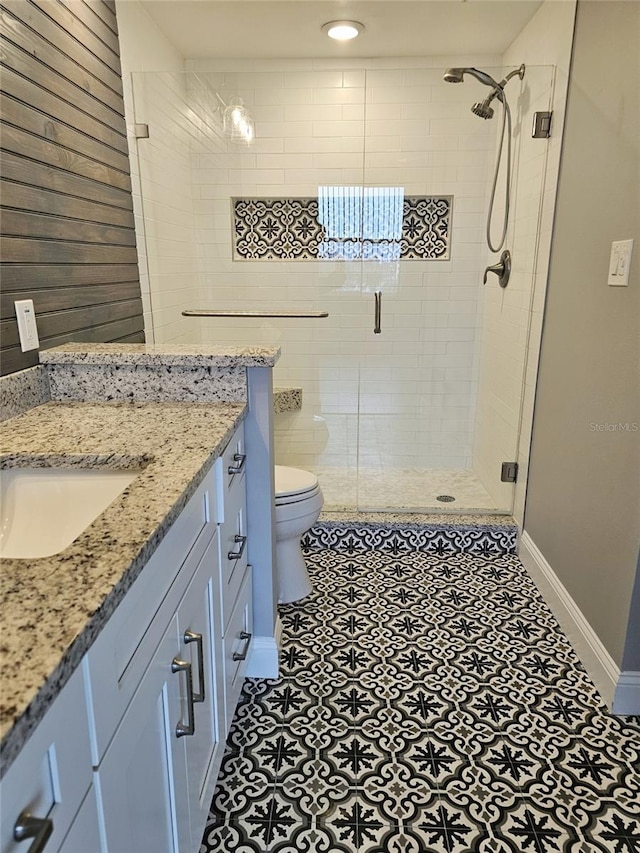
443, 67, 502, 89
443, 65, 525, 120
471, 100, 495, 120
443, 68, 465, 83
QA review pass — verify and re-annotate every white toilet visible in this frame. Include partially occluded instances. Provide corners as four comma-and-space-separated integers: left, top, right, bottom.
274, 466, 324, 604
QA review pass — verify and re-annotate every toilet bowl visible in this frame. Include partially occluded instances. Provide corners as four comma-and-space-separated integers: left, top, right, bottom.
274, 466, 324, 604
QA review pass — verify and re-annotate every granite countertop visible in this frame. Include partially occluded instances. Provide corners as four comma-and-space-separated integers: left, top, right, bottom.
39, 342, 280, 367
0, 399, 245, 774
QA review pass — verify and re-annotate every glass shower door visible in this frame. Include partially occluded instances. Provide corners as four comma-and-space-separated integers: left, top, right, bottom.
354, 65, 554, 514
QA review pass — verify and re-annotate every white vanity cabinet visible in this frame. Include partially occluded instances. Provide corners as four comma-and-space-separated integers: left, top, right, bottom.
87, 422, 252, 852
0, 668, 100, 853
87, 469, 226, 852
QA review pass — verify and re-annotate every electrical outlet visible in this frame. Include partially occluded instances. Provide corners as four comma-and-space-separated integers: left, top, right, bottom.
608, 239, 633, 286
14, 299, 40, 352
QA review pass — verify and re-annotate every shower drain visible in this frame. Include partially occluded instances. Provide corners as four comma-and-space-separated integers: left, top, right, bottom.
436, 495, 456, 503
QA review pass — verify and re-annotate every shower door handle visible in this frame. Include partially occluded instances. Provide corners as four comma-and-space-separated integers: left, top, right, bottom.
374, 291, 382, 334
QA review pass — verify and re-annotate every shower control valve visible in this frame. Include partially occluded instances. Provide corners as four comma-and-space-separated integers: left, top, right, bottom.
483, 250, 511, 289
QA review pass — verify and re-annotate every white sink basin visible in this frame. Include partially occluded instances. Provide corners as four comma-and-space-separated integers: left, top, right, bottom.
0, 467, 140, 559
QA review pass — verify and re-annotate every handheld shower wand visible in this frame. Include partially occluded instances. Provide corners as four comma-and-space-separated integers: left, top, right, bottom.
443, 64, 525, 252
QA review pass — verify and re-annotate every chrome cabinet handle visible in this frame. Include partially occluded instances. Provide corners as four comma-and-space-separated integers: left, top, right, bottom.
184, 630, 205, 703
232, 631, 252, 662
14, 810, 53, 852
228, 453, 246, 475
228, 534, 247, 561
171, 657, 195, 737
374, 290, 382, 334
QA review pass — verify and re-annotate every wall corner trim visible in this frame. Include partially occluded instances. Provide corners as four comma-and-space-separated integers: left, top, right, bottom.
612, 671, 640, 716
519, 531, 620, 709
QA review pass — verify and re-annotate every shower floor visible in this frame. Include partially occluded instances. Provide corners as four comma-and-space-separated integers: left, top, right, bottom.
307, 467, 500, 513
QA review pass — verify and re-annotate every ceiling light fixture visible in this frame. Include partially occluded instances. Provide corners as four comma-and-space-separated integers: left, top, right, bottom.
322, 20, 364, 41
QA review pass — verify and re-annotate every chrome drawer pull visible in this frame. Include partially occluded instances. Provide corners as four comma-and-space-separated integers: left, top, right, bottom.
228, 534, 247, 561
14, 811, 53, 852
171, 657, 195, 737
184, 630, 205, 703
228, 453, 246, 475
232, 631, 252, 662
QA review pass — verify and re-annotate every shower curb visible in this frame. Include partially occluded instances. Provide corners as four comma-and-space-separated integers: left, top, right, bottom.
303, 516, 518, 556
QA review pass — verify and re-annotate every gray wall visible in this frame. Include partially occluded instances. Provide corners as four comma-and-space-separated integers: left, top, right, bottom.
525, 0, 640, 667
0, 0, 144, 376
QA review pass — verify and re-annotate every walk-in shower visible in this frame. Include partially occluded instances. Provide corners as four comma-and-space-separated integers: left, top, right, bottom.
131, 64, 553, 516
444, 64, 525, 252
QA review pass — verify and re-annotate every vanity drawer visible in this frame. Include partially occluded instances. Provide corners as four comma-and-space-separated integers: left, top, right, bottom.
0, 668, 92, 853
222, 565, 253, 732
218, 473, 248, 630
214, 424, 245, 523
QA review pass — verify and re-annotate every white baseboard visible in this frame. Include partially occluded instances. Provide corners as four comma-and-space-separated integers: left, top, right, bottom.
613, 671, 640, 715
244, 637, 279, 678
519, 531, 621, 710
245, 631, 281, 679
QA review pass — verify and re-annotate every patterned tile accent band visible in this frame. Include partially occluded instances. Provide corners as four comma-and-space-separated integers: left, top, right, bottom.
232, 193, 452, 261
303, 520, 518, 555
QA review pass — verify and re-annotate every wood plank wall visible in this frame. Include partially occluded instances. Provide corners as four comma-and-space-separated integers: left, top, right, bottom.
0, 0, 144, 376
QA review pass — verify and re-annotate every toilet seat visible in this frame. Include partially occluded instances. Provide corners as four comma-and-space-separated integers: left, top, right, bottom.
275, 466, 320, 505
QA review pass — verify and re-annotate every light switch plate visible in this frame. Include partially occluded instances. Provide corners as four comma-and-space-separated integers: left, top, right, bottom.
608, 239, 633, 286
14, 299, 40, 351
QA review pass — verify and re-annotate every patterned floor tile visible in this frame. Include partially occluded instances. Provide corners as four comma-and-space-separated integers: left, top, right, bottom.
225, 698, 283, 752
323, 680, 387, 725
288, 701, 352, 753
492, 799, 579, 851
201, 548, 640, 853
208, 757, 278, 823
439, 763, 521, 826
278, 763, 355, 821
391, 684, 453, 727
200, 820, 270, 852
406, 798, 494, 852
292, 661, 352, 700
319, 795, 395, 850
360, 759, 441, 824
269, 823, 359, 852
582, 800, 640, 852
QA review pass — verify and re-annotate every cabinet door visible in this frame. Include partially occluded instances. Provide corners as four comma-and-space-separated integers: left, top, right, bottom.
0, 669, 92, 853
57, 786, 101, 853
175, 533, 224, 831
95, 615, 192, 853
